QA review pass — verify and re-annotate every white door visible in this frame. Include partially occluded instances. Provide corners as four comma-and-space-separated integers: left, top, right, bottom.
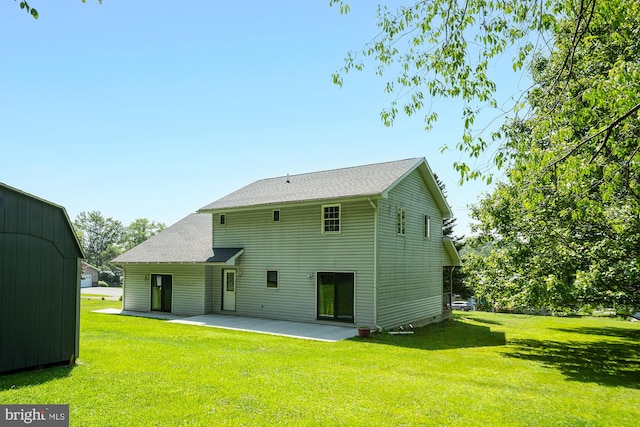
223, 270, 236, 311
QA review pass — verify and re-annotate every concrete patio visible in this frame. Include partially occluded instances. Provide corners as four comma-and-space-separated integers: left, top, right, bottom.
93, 308, 359, 342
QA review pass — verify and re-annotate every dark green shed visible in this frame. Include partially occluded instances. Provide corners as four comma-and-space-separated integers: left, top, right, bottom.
0, 183, 84, 374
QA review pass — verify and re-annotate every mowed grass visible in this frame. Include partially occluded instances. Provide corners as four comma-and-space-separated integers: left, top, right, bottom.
1, 300, 639, 426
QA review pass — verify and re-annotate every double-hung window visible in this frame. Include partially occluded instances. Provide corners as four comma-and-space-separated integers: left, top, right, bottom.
322, 204, 340, 233
424, 215, 431, 239
397, 208, 406, 235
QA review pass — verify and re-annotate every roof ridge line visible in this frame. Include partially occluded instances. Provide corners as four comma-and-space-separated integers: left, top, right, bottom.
261, 157, 423, 181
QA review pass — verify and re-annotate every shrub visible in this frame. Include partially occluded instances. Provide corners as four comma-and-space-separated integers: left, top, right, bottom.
99, 270, 120, 287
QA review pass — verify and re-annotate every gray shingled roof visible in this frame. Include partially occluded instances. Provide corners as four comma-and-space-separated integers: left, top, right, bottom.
199, 158, 431, 211
112, 213, 228, 264
112, 158, 454, 264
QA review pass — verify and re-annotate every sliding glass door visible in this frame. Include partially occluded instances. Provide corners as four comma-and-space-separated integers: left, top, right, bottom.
151, 274, 172, 312
317, 272, 354, 323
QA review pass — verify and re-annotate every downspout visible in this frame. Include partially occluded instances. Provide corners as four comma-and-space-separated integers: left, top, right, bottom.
449, 266, 455, 308
368, 198, 378, 327
114, 264, 125, 309
120, 265, 126, 309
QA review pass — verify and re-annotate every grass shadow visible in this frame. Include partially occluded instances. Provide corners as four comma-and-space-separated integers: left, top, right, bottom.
0, 363, 76, 391
356, 318, 506, 351
553, 326, 640, 341
456, 315, 503, 326
504, 338, 640, 389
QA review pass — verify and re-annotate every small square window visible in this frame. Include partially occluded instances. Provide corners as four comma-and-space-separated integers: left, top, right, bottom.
397, 208, 406, 235
220, 214, 226, 225
267, 270, 278, 288
273, 210, 280, 222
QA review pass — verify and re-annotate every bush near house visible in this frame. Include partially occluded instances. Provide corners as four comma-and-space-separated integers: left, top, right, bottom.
98, 270, 120, 287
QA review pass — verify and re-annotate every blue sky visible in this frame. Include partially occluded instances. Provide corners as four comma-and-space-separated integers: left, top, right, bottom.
1, 1, 529, 236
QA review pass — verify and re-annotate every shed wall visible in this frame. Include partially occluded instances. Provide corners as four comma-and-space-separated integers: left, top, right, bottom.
0, 185, 81, 373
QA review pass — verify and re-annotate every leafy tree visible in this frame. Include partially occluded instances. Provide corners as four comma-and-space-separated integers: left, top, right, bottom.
464, 0, 640, 313
74, 211, 167, 271
122, 218, 166, 252
331, 0, 637, 186
74, 211, 124, 270
13, 0, 100, 19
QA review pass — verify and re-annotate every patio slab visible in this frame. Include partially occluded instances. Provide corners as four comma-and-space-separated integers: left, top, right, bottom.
93, 309, 359, 342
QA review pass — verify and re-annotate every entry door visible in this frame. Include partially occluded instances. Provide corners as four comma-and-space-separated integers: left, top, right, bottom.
151, 274, 172, 312
223, 270, 236, 311
317, 272, 354, 322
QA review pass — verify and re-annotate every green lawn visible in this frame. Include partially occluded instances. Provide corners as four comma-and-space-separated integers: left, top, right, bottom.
2, 299, 639, 426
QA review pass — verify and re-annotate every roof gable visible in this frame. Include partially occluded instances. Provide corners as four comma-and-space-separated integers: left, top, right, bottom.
199, 158, 452, 217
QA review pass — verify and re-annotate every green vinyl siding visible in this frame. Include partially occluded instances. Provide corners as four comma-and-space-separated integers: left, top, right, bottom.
204, 266, 215, 314
377, 295, 443, 327
123, 264, 206, 316
122, 266, 151, 312
211, 200, 375, 324
376, 169, 445, 328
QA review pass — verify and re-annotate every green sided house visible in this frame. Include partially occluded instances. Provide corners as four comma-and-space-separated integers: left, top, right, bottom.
112, 158, 462, 329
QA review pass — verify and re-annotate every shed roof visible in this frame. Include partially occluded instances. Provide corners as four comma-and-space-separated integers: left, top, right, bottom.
112, 213, 242, 264
0, 182, 84, 258
198, 157, 453, 217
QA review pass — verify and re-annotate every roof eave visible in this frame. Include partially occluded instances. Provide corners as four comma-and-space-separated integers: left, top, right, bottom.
443, 237, 462, 266
113, 261, 231, 266
198, 194, 385, 213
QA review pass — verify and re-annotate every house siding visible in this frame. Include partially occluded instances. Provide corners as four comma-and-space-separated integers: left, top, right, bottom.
204, 266, 214, 314
122, 264, 205, 316
376, 169, 445, 328
211, 200, 375, 325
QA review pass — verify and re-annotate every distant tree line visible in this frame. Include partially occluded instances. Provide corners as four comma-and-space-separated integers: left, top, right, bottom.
74, 211, 165, 282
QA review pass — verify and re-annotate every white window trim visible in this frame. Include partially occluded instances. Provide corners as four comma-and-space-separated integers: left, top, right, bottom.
397, 207, 406, 235
425, 214, 431, 239
321, 204, 341, 233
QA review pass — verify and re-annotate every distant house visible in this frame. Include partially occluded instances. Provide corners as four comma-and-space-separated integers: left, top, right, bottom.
81, 261, 100, 288
113, 158, 462, 329
0, 183, 84, 374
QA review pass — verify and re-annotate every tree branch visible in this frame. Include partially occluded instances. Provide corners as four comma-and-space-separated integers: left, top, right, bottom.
548, 102, 640, 167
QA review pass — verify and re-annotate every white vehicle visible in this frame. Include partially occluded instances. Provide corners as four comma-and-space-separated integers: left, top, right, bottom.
451, 301, 472, 311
